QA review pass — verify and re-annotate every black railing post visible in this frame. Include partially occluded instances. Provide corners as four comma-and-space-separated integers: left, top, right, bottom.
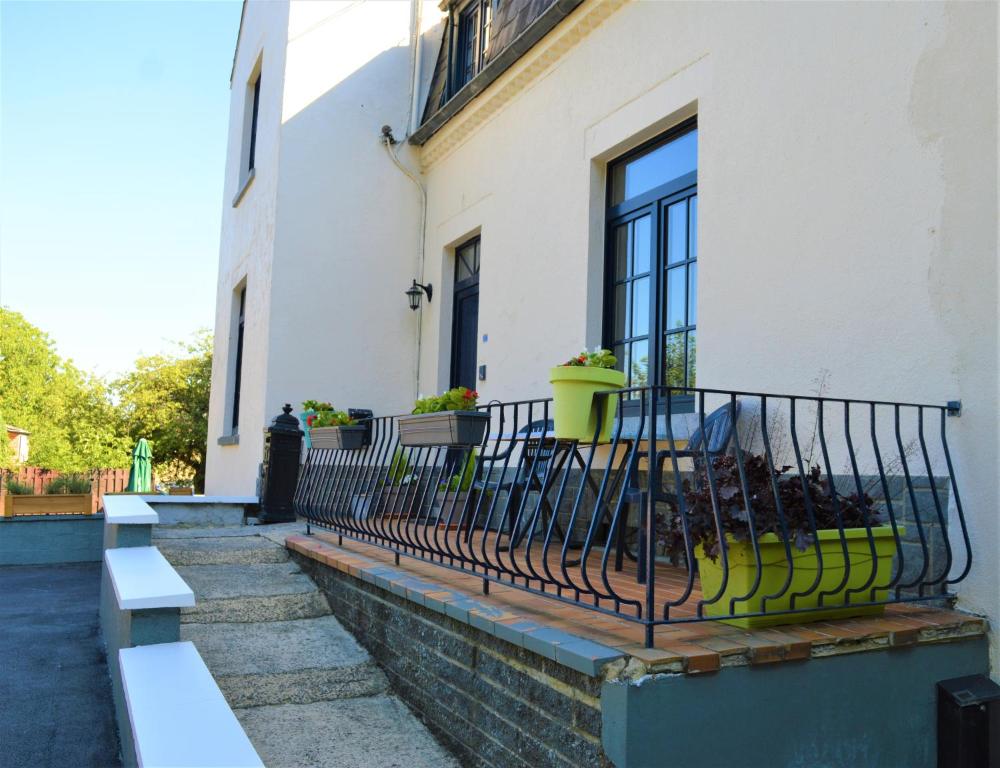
259, 404, 303, 524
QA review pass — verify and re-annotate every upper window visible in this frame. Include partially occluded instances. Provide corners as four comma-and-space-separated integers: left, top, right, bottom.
247, 74, 260, 173
605, 121, 698, 397
455, 0, 493, 90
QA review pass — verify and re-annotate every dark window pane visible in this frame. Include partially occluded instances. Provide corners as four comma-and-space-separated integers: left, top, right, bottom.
664, 333, 685, 389
688, 195, 697, 261
630, 339, 649, 390
688, 262, 697, 325
613, 223, 629, 280
613, 283, 628, 341
667, 200, 687, 264
632, 215, 650, 274
687, 330, 697, 387
613, 344, 626, 376
666, 266, 686, 330
631, 277, 649, 337
610, 129, 697, 205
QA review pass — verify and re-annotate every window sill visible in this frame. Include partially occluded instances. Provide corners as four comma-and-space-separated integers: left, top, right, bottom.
217, 434, 240, 446
231, 168, 255, 208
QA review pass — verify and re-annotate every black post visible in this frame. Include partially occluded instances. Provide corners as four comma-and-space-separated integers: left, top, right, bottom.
258, 404, 303, 524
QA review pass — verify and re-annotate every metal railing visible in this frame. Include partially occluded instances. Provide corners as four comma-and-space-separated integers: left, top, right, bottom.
292, 386, 971, 646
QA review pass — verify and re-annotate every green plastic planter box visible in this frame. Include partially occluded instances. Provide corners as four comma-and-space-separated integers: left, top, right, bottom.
695, 526, 902, 628
549, 366, 626, 443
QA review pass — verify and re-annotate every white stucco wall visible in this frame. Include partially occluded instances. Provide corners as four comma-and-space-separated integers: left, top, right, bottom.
264, 0, 439, 425
206, 0, 290, 494
414, 1, 998, 667
206, 0, 998, 670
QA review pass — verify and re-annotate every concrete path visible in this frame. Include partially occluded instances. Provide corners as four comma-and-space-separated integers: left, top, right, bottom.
0, 563, 121, 768
154, 521, 457, 768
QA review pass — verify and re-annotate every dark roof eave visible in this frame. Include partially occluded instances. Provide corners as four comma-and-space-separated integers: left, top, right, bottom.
409, 0, 585, 146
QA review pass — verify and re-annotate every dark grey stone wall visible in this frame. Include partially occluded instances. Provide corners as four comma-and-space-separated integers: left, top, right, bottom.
0, 515, 104, 565
292, 550, 613, 768
602, 636, 989, 768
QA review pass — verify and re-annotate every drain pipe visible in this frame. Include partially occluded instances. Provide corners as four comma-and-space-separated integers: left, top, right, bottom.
408, 0, 424, 135
381, 126, 427, 401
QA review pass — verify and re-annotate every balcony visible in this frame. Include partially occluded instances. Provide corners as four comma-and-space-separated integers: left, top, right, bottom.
293, 385, 973, 646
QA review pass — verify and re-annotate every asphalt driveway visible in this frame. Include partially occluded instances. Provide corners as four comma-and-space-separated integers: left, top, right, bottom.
0, 562, 121, 768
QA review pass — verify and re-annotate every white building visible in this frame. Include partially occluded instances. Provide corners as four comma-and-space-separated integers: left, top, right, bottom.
207, 0, 998, 669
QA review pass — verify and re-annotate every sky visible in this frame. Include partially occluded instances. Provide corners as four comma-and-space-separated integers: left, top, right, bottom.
1, 0, 243, 377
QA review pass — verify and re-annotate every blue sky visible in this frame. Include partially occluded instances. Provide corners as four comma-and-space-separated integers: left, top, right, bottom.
1, 0, 243, 376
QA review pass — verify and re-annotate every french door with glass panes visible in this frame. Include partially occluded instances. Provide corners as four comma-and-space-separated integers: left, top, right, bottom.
605, 120, 698, 403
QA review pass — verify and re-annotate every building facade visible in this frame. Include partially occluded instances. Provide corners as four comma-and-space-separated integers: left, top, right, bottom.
207, 0, 998, 669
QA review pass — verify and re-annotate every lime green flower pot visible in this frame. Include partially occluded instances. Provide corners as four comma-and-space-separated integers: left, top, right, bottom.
695, 526, 902, 628
549, 366, 626, 443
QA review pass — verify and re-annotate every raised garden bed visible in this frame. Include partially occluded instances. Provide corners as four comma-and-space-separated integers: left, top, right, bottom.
3, 493, 92, 517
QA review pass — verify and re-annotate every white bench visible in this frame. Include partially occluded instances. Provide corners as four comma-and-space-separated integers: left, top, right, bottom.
119, 641, 264, 768
104, 546, 194, 610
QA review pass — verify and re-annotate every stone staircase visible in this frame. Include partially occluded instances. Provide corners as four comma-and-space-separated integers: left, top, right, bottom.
154, 522, 458, 768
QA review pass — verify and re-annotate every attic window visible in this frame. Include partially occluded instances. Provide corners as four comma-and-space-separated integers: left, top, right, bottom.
455, 0, 493, 90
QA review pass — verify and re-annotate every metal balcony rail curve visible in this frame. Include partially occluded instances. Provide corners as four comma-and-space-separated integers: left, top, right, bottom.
292, 386, 972, 647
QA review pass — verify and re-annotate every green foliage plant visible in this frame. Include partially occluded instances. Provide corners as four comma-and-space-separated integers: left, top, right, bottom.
5, 480, 34, 495
559, 348, 617, 369
440, 449, 477, 493
303, 401, 355, 428
412, 387, 478, 414
45, 476, 92, 494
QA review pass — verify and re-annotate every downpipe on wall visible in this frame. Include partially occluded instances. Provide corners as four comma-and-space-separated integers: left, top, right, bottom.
379, 0, 429, 403
381, 128, 427, 403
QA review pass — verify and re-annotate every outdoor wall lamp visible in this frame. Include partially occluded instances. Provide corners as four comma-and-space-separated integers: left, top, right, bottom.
406, 280, 432, 311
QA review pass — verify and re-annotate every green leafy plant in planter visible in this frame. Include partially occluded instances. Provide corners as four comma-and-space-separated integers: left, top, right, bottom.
303, 400, 366, 450
46, 476, 92, 495
302, 401, 356, 428
5, 480, 34, 495
662, 453, 900, 627
399, 388, 488, 447
412, 387, 478, 414
550, 348, 625, 443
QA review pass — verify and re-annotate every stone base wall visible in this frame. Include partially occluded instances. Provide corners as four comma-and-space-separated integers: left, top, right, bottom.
292, 550, 613, 768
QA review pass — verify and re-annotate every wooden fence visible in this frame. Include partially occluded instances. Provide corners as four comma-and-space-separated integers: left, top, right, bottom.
0, 467, 144, 514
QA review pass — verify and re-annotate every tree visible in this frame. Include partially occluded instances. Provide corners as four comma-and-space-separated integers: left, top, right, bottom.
114, 332, 212, 491
0, 308, 131, 470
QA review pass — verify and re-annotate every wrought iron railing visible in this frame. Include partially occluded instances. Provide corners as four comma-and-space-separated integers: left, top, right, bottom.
293, 386, 971, 646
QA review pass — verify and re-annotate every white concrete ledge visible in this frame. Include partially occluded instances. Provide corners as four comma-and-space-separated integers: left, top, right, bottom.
105, 547, 195, 610
120, 641, 264, 768
103, 495, 158, 525
140, 495, 258, 505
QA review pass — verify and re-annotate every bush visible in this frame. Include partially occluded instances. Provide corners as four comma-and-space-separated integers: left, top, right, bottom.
5, 480, 34, 495
45, 476, 92, 494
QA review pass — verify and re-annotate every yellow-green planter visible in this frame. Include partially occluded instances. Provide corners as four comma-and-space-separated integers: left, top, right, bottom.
549, 366, 626, 443
695, 526, 902, 628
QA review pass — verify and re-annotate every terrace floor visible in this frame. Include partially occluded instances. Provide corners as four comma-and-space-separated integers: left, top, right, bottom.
289, 524, 987, 674
0, 563, 121, 768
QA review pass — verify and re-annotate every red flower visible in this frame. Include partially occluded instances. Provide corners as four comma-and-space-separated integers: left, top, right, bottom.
470, 390, 479, 399
306, 415, 315, 426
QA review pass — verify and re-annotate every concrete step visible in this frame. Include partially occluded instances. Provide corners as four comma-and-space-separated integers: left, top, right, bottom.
176, 563, 330, 624
154, 526, 259, 540
153, 502, 246, 528
158, 536, 289, 566
236, 697, 461, 768
181, 617, 388, 708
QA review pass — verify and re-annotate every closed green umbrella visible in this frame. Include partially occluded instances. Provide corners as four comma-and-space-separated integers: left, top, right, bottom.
126, 439, 152, 493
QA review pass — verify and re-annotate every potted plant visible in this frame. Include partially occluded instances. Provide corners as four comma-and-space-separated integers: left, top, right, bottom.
4, 476, 92, 516
550, 349, 626, 443
433, 449, 479, 529
352, 448, 428, 520
397, 387, 489, 447
303, 401, 368, 450
665, 454, 901, 628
